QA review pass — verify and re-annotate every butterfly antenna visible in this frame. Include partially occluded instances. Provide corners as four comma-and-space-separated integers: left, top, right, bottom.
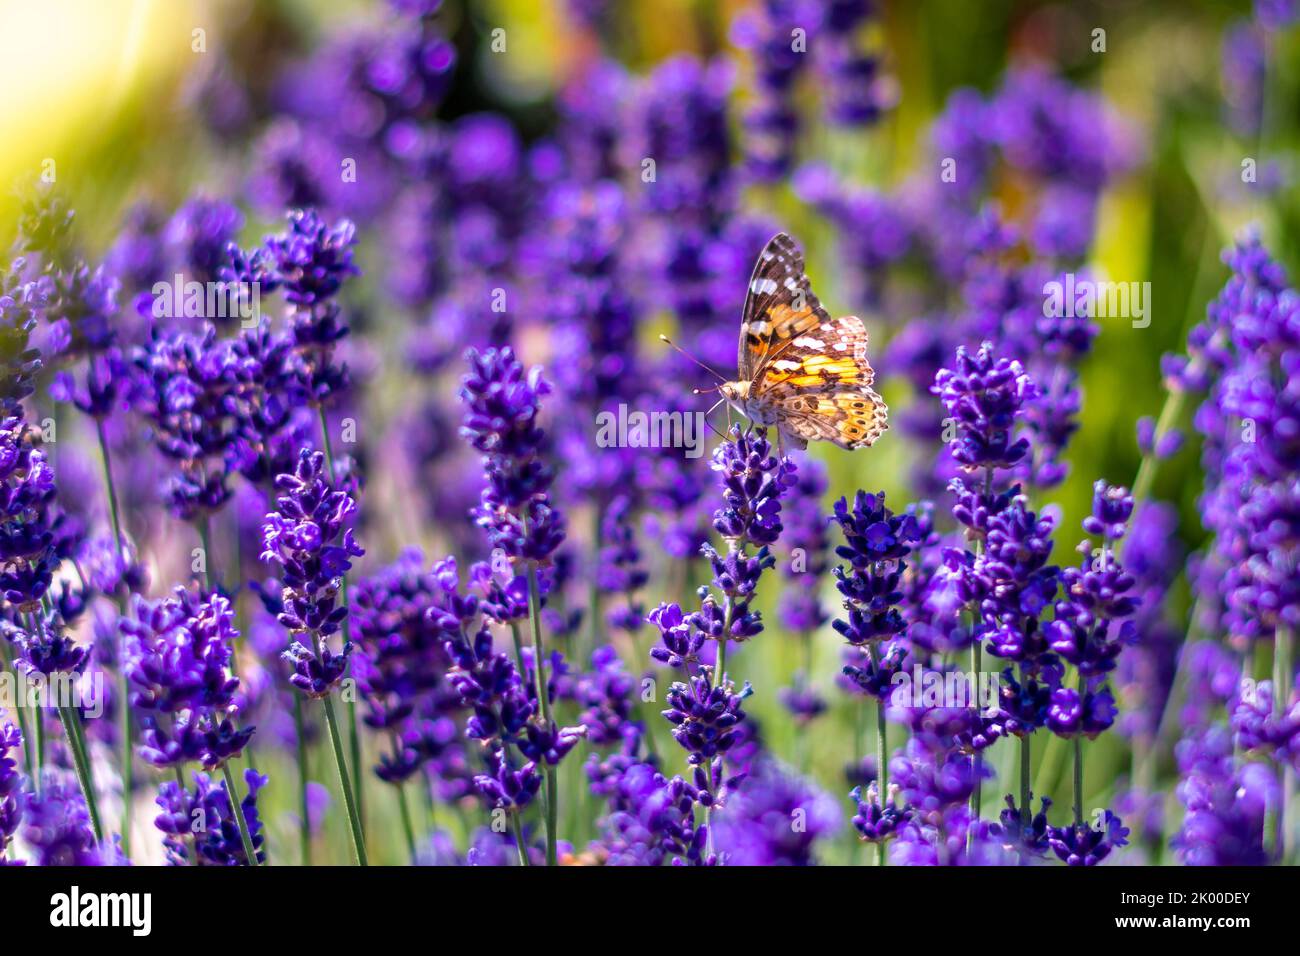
700, 395, 729, 442
659, 334, 727, 383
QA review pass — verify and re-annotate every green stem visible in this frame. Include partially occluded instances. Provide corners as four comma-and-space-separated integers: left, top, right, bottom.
509, 811, 530, 866
876, 693, 887, 867
1274, 626, 1294, 862
967, 468, 991, 854
969, 640, 982, 845
33, 703, 45, 793
509, 622, 528, 678
316, 405, 364, 838
852, 696, 865, 864
95, 417, 125, 556
396, 782, 417, 863
118, 669, 132, 858
1073, 676, 1085, 828
174, 766, 197, 865
1128, 390, 1185, 519
220, 761, 260, 866
293, 694, 311, 865
0, 642, 34, 782
524, 555, 558, 867
1020, 735, 1031, 826
198, 517, 214, 592
586, 503, 605, 662
58, 705, 102, 844
706, 597, 734, 860
627, 627, 660, 760
321, 690, 368, 865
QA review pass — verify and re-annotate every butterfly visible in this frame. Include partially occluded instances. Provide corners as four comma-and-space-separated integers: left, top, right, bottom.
715, 232, 888, 453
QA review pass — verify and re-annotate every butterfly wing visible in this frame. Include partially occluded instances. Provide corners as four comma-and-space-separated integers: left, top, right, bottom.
758, 314, 889, 450
738, 234, 889, 450
737, 233, 833, 383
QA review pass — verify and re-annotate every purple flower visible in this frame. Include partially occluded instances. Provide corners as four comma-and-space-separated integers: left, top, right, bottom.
1173, 725, 1274, 865
165, 197, 244, 287
352, 550, 458, 753
995, 793, 1053, 858
851, 784, 913, 844
1045, 683, 1116, 738
261, 449, 364, 697
0, 716, 23, 863
589, 760, 713, 866
132, 324, 238, 520
472, 750, 541, 812
575, 645, 641, 747
123, 587, 254, 770
711, 759, 841, 864
663, 670, 748, 771
710, 425, 796, 547
1047, 810, 1129, 866
21, 779, 114, 866
44, 262, 119, 360
154, 769, 267, 865
263, 208, 358, 306
0, 259, 48, 415
932, 342, 1038, 471
830, 490, 920, 655
460, 347, 566, 561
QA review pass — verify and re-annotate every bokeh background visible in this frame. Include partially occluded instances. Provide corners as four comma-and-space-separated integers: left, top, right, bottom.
3, 0, 1298, 864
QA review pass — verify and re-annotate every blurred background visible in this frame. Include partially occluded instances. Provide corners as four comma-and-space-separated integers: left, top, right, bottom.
6, 0, 1297, 551
3, 0, 1298, 864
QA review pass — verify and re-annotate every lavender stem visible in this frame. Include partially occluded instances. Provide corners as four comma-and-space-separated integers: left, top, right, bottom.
293, 693, 311, 865
220, 761, 259, 866
94, 418, 133, 858
524, 555, 558, 867
315, 405, 364, 839
174, 767, 197, 865
1274, 625, 1294, 862
320, 688, 368, 865
58, 704, 102, 843
510, 811, 530, 866
1020, 735, 1031, 827
876, 694, 887, 867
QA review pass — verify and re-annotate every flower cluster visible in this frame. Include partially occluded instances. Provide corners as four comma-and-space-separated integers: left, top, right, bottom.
155, 769, 268, 865
122, 587, 253, 769
0, 715, 22, 863
261, 450, 364, 698
460, 347, 566, 562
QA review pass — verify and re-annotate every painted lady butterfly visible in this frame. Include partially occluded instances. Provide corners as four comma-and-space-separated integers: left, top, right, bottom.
718, 232, 888, 452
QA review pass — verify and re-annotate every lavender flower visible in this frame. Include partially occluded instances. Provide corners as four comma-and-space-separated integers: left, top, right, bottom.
459, 347, 566, 562
122, 587, 252, 770
261, 449, 364, 696
0, 715, 22, 863
21, 779, 113, 866
155, 769, 268, 866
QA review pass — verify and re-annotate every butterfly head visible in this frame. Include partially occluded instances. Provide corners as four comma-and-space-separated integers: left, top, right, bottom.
719, 379, 752, 417
719, 380, 749, 402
